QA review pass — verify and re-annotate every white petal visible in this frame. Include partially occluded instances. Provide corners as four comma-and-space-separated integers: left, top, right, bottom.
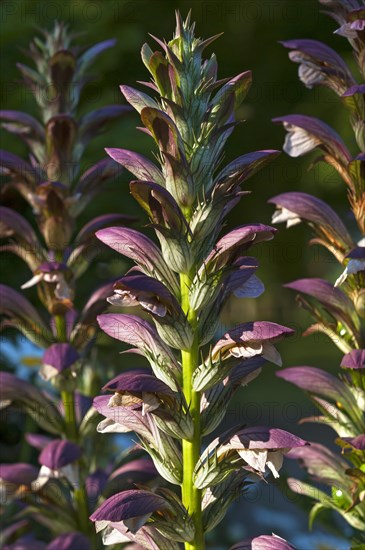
334, 266, 349, 287
230, 342, 263, 358
298, 63, 325, 89
272, 207, 301, 227
107, 292, 139, 307
238, 449, 268, 473
43, 273, 59, 283
106, 294, 125, 306
31, 465, 52, 490
266, 451, 284, 478
95, 520, 110, 534
21, 273, 43, 289
97, 418, 131, 433
139, 299, 167, 317
283, 124, 320, 157
39, 364, 58, 381
102, 525, 129, 545
286, 217, 302, 228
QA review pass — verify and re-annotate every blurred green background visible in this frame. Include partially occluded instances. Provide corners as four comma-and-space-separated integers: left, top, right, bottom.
0, 0, 357, 547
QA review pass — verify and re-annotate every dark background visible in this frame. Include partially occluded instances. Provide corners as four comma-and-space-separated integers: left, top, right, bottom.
0, 1, 356, 548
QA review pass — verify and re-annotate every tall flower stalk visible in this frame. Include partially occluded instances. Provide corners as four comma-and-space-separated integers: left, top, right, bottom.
92, 12, 307, 549
0, 24, 144, 549
270, 0, 365, 545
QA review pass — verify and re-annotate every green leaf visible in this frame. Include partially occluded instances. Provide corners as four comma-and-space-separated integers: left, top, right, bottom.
288, 477, 365, 532
287, 477, 329, 503
120, 85, 159, 113
309, 502, 329, 530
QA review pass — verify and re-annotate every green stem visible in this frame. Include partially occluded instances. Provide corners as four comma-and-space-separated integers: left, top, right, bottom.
60, 389, 78, 442
55, 314, 67, 342
74, 485, 93, 535
55, 314, 93, 543
180, 272, 205, 550
55, 314, 78, 442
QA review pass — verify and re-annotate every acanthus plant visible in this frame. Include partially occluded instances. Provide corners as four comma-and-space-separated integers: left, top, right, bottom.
91, 12, 308, 550
0, 24, 161, 550
269, 0, 365, 545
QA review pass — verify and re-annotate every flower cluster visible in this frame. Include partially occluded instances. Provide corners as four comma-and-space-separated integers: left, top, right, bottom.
0, 24, 149, 549
92, 12, 307, 549
270, 0, 365, 543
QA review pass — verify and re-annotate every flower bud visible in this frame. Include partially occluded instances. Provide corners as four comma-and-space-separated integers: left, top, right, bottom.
42, 215, 73, 250
35, 182, 74, 249
45, 115, 77, 184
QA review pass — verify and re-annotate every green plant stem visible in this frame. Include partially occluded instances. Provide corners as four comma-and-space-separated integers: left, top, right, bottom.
60, 389, 78, 442
55, 314, 78, 442
180, 272, 205, 550
55, 313, 93, 544
74, 485, 92, 534
55, 314, 67, 342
